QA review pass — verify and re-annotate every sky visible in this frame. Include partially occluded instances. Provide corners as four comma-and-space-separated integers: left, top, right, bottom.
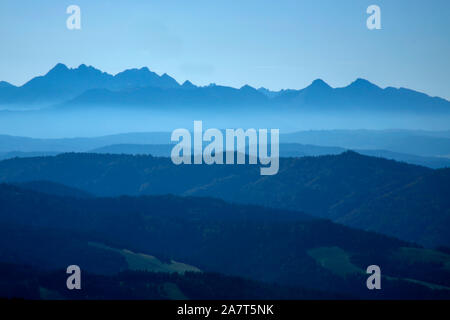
0, 0, 449, 99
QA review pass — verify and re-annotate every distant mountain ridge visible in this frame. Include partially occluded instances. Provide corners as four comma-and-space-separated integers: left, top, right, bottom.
0, 64, 180, 106
88, 143, 450, 169
2, 129, 450, 159
0, 63, 449, 114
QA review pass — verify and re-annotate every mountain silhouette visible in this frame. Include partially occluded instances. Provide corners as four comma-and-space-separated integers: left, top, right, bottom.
62, 76, 450, 112
181, 80, 197, 89
0, 64, 448, 113
274, 78, 449, 113
0, 63, 181, 105
113, 67, 179, 90
0, 81, 15, 89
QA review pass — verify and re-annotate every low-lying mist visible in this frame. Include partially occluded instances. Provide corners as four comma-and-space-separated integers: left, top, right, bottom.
0, 105, 449, 138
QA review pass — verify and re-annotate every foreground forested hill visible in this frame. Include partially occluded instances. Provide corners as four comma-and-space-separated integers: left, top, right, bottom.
1, 184, 450, 299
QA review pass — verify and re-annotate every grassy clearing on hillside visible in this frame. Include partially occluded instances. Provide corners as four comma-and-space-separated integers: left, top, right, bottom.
392, 247, 450, 272
307, 246, 362, 277
89, 242, 201, 274
308, 246, 450, 291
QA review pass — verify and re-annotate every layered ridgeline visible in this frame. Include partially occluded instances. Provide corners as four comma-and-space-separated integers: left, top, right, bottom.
1, 129, 450, 167
0, 64, 449, 113
1, 64, 449, 137
0, 64, 180, 106
1, 183, 450, 299
0, 152, 449, 248
3, 142, 449, 169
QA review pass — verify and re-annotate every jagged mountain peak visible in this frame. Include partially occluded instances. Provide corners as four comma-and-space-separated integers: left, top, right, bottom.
347, 78, 380, 90
182, 80, 196, 88
46, 63, 70, 75
240, 84, 257, 91
307, 79, 332, 90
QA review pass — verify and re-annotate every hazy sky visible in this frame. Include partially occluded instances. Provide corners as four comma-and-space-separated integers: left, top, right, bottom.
0, 0, 449, 99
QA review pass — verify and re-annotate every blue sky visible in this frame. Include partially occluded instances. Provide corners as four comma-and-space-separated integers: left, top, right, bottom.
0, 0, 449, 99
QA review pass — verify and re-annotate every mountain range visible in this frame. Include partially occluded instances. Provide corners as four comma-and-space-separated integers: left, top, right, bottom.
0, 151, 448, 248
1, 64, 449, 113
0, 64, 179, 106
1, 129, 450, 159
1, 63, 449, 300
87, 143, 450, 169
2, 142, 450, 169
